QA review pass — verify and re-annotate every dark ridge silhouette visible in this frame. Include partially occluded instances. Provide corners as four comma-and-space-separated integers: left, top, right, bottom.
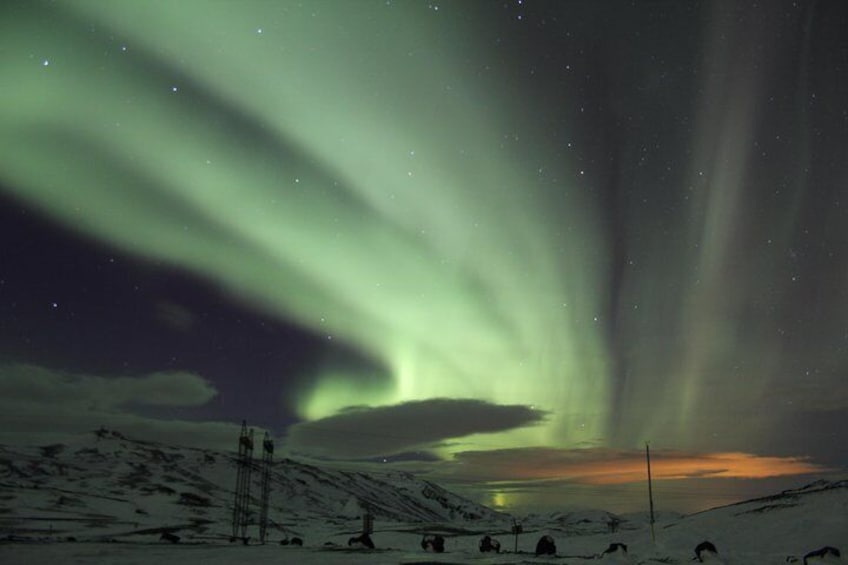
803, 546, 840, 564
159, 531, 180, 544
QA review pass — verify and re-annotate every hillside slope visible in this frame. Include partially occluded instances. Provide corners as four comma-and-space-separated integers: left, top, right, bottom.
657, 479, 847, 559
0, 428, 507, 542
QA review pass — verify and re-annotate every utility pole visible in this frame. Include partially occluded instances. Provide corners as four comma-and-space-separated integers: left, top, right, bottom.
259, 432, 274, 544
511, 518, 522, 553
232, 421, 254, 543
646, 442, 656, 543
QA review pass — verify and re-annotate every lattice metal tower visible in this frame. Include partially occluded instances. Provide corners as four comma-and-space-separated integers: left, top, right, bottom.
258, 432, 274, 544
231, 420, 254, 541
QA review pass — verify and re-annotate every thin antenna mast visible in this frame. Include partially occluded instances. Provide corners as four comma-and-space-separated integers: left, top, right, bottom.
259, 432, 274, 544
232, 421, 254, 542
646, 441, 656, 543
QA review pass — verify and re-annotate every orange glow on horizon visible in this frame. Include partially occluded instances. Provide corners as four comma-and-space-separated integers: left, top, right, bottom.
571, 452, 827, 485
451, 448, 829, 485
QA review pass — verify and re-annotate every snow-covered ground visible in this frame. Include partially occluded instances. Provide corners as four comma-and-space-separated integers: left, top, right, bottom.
1, 431, 844, 563
1, 516, 843, 564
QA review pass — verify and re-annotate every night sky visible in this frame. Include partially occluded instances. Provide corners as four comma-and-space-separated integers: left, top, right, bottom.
1, 0, 847, 513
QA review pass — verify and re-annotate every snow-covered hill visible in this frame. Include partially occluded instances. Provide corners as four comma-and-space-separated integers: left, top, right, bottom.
657, 479, 847, 561
0, 428, 506, 543
0, 430, 844, 563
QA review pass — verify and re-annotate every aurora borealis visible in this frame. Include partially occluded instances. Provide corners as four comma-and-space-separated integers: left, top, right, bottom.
1, 0, 846, 512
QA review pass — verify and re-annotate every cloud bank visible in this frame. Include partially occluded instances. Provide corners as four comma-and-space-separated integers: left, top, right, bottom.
0, 364, 240, 450
285, 398, 547, 458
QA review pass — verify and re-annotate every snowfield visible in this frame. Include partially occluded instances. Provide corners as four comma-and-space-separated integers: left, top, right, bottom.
1, 431, 844, 563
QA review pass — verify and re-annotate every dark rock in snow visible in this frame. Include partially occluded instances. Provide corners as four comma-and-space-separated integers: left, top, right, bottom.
603, 542, 628, 555
421, 534, 445, 552
479, 535, 501, 553
348, 533, 374, 549
535, 534, 556, 556
695, 541, 718, 561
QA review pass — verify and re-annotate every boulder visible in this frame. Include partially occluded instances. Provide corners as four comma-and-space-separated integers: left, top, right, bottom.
421, 534, 445, 553
535, 534, 556, 556
479, 535, 501, 553
602, 542, 627, 555
348, 533, 375, 549
695, 541, 718, 562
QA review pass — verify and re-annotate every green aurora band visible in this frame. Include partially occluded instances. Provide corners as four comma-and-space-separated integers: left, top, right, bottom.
0, 1, 610, 451
2, 1, 839, 460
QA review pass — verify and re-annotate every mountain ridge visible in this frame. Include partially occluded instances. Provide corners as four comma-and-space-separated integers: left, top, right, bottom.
0, 427, 507, 542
